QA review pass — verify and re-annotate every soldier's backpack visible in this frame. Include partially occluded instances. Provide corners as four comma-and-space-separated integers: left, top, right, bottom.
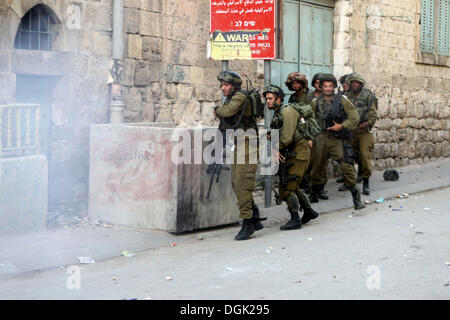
288, 102, 321, 141
241, 75, 265, 118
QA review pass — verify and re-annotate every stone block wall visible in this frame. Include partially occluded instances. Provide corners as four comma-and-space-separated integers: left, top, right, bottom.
0, 0, 113, 215
121, 0, 261, 127
335, 0, 450, 169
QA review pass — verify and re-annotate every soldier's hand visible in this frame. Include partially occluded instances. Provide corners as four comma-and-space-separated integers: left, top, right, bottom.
267, 132, 271, 141
358, 121, 369, 129
308, 140, 313, 148
278, 152, 285, 164
327, 121, 343, 132
213, 108, 218, 119
273, 149, 285, 164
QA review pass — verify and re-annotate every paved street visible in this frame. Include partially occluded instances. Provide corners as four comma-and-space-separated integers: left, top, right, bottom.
0, 185, 449, 300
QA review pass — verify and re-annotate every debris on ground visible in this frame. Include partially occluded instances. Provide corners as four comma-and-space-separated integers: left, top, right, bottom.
122, 250, 135, 258
169, 243, 177, 247
165, 276, 173, 281
77, 256, 95, 264
424, 208, 431, 211
375, 197, 384, 203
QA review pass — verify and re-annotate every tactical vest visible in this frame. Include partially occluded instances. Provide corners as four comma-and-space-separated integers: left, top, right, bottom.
345, 88, 377, 123
220, 91, 258, 132
314, 94, 351, 139
314, 94, 347, 131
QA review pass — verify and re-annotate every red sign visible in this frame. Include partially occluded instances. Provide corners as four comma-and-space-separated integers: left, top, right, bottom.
210, 0, 276, 60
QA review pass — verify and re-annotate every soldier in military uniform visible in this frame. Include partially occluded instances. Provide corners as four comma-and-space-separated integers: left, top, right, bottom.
336, 73, 358, 184
215, 70, 264, 240
340, 73, 378, 195
305, 72, 325, 104
302, 72, 329, 200
339, 74, 350, 93
286, 72, 309, 104
264, 85, 319, 229
309, 74, 365, 210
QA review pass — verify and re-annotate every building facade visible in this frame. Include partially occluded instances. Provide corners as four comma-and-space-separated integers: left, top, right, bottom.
0, 0, 449, 219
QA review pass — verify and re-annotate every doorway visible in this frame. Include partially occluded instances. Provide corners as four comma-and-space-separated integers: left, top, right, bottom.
271, 0, 334, 100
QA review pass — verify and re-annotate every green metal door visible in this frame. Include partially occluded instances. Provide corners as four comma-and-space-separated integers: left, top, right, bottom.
271, 0, 334, 100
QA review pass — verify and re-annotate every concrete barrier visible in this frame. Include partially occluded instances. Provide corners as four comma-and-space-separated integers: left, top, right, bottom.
88, 123, 239, 233
0, 155, 48, 235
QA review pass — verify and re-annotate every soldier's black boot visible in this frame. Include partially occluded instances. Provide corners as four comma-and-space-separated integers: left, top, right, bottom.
338, 184, 350, 191
336, 177, 344, 183
309, 185, 320, 203
234, 219, 255, 240
280, 210, 302, 230
351, 187, 365, 210
357, 167, 363, 183
301, 207, 319, 225
304, 184, 312, 195
251, 204, 267, 231
363, 178, 370, 195
318, 184, 329, 200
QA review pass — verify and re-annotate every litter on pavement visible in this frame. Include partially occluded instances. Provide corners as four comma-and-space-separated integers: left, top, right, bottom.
77, 257, 95, 264
122, 250, 135, 258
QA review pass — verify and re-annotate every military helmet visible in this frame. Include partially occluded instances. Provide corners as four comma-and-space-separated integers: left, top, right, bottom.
339, 74, 350, 84
263, 84, 285, 101
319, 73, 338, 87
217, 70, 243, 88
312, 73, 325, 85
346, 72, 366, 86
285, 72, 308, 91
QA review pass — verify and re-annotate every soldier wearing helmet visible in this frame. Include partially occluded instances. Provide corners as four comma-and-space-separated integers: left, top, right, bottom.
264, 85, 320, 229
285, 72, 309, 104
339, 74, 351, 93
301, 72, 328, 196
309, 73, 365, 210
215, 70, 261, 241
338, 72, 378, 195
305, 72, 325, 104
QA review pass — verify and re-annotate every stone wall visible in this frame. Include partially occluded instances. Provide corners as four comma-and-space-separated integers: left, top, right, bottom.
1, 0, 449, 221
0, 0, 112, 215
336, 0, 450, 169
121, 0, 261, 127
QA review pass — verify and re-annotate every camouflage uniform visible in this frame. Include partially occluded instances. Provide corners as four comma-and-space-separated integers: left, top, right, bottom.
309, 74, 365, 210
345, 73, 378, 194
267, 84, 320, 227
216, 91, 258, 220
216, 71, 261, 240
